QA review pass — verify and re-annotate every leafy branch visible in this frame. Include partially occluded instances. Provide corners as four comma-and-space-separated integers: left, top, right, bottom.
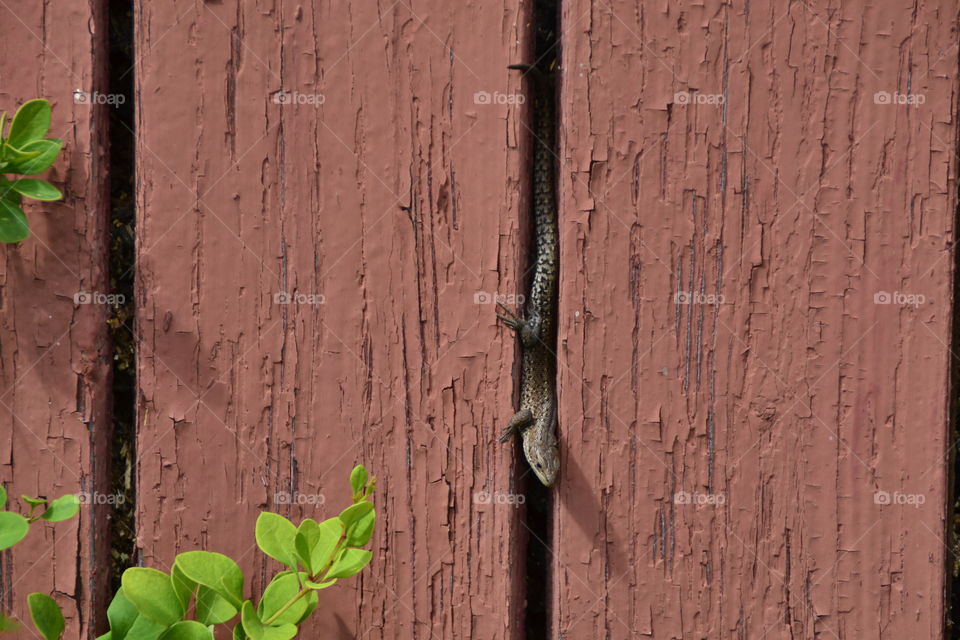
0, 99, 64, 243
0, 467, 377, 640
0, 487, 80, 633
94, 466, 376, 640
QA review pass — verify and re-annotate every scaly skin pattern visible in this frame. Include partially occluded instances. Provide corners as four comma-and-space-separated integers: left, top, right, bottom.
499, 64, 559, 487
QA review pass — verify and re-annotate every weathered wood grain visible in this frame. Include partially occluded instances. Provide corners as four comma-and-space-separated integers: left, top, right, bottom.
0, 1, 111, 638
135, 2, 534, 638
555, 0, 958, 637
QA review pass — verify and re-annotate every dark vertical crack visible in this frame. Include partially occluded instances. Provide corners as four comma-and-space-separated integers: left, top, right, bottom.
517, 1, 559, 639
948, 217, 960, 635
106, 0, 137, 600
947, 174, 960, 631
946, 35, 960, 635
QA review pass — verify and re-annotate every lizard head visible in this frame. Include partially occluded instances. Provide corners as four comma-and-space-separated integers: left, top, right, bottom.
523, 436, 559, 487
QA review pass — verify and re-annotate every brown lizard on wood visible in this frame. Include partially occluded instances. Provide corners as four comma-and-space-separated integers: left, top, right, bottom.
498, 63, 559, 487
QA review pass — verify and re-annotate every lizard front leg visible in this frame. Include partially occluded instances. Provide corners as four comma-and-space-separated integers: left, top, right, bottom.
498, 408, 533, 443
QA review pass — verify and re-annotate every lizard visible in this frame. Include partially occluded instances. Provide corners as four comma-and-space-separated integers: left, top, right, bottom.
497, 62, 560, 487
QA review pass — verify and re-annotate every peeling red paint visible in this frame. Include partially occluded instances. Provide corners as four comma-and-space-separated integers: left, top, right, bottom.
0, 2, 111, 638
555, 0, 957, 637
0, 0, 954, 638
136, 2, 532, 638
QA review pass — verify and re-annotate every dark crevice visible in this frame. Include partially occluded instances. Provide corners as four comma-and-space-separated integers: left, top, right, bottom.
947, 30, 960, 636
521, 479, 553, 640
947, 198, 960, 636
519, 1, 559, 639
106, 0, 137, 599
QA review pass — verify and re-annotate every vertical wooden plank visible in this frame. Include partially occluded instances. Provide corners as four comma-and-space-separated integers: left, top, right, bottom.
136, 2, 531, 637
0, 1, 111, 637
556, 0, 957, 637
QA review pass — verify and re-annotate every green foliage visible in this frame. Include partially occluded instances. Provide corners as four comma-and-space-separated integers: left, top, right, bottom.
0, 491, 79, 551
26, 594, 64, 640
255, 512, 298, 569
0, 512, 29, 551
0, 489, 79, 632
96, 465, 377, 640
1, 467, 377, 640
0, 99, 64, 242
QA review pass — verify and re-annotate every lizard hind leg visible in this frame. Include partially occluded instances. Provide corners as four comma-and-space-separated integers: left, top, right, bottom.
498, 408, 534, 443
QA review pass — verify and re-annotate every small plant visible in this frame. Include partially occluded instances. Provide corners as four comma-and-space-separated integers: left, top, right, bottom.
0, 486, 80, 632
3, 466, 377, 640
0, 99, 64, 242
97, 466, 376, 640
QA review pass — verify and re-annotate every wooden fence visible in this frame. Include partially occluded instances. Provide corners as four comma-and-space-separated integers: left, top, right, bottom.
1, 0, 958, 638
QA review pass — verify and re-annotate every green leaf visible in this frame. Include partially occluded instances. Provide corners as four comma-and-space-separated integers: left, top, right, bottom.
11, 179, 61, 202
255, 512, 298, 569
196, 585, 237, 625
97, 634, 114, 640
8, 139, 63, 175
169, 564, 195, 612
157, 621, 213, 640
39, 494, 79, 522
0, 178, 22, 205
0, 612, 20, 631
294, 593, 316, 626
121, 568, 185, 625
0, 200, 29, 243
232, 623, 247, 640
324, 548, 372, 580
122, 615, 167, 640
21, 495, 47, 508
27, 593, 64, 640
0, 485, 7, 509
240, 602, 296, 640
349, 466, 368, 498
7, 100, 51, 148
174, 551, 244, 609
257, 573, 316, 627
1, 144, 40, 166
303, 579, 336, 590
343, 508, 375, 547
295, 517, 341, 575
0, 511, 30, 550
106, 588, 139, 640
338, 501, 373, 527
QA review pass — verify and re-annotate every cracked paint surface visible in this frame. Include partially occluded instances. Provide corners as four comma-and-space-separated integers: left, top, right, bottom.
555, 0, 957, 638
0, 1, 112, 638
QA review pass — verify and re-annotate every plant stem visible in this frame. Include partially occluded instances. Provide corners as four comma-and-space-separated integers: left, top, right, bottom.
262, 588, 310, 626
262, 533, 349, 626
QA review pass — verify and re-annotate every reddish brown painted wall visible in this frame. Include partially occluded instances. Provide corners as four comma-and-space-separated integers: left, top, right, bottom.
0, 1, 111, 638
0, 1, 955, 639
555, 0, 958, 638
135, 2, 531, 638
